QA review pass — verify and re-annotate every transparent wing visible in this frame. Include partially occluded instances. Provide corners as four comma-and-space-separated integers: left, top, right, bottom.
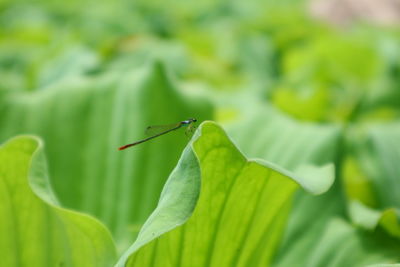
184, 123, 197, 137
145, 123, 181, 136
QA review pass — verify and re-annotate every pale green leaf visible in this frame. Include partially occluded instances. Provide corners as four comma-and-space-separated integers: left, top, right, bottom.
303, 219, 400, 267
366, 264, 400, 267
343, 123, 400, 238
222, 105, 344, 267
0, 136, 116, 267
368, 123, 400, 207
117, 121, 334, 266
0, 61, 213, 249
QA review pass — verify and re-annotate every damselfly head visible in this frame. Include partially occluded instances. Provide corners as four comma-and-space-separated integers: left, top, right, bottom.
182, 118, 197, 124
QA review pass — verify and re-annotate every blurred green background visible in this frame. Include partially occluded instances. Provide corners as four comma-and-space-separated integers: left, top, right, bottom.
1, 0, 400, 266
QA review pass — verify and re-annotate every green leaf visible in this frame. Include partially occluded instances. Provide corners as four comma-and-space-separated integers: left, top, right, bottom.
0, 61, 213, 248
225, 105, 341, 170
301, 219, 400, 267
0, 136, 116, 267
342, 155, 378, 208
349, 200, 400, 238
117, 121, 334, 266
224, 105, 345, 267
368, 123, 400, 207
343, 123, 400, 238
366, 264, 400, 267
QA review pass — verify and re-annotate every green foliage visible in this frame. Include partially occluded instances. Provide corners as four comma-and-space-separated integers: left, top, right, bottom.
0, 136, 116, 266
1, 0, 400, 266
0, 62, 212, 249
118, 122, 333, 266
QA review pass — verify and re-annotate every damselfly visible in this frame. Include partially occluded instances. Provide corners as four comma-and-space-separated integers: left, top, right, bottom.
118, 118, 197, 150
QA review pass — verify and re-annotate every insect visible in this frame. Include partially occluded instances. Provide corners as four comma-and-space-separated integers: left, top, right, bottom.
118, 118, 197, 150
